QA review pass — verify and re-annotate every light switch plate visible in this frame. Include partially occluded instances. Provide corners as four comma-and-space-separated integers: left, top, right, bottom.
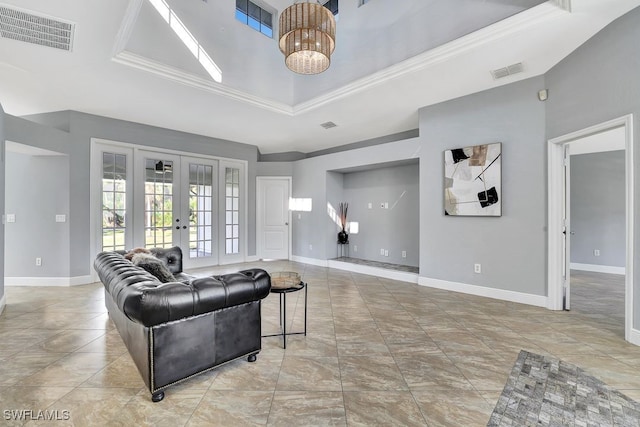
6, 214, 16, 223
55, 214, 66, 223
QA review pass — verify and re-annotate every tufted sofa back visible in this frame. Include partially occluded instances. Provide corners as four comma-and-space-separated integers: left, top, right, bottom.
94, 248, 271, 327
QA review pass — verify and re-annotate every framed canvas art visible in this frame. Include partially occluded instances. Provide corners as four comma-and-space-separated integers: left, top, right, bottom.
444, 142, 502, 216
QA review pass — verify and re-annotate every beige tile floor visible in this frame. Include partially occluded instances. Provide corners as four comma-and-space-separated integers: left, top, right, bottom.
0, 263, 638, 426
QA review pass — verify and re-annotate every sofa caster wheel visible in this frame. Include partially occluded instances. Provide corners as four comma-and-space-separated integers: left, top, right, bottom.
247, 354, 257, 363
152, 391, 165, 402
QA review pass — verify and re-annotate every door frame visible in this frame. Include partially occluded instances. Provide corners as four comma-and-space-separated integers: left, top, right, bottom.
547, 114, 636, 344
256, 176, 292, 260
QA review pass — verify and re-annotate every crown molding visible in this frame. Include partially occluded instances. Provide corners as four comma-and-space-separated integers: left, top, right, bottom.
112, 50, 294, 115
112, 0, 143, 57
293, 2, 568, 114
112, 0, 567, 117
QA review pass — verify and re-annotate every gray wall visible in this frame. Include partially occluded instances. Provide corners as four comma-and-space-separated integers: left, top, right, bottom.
419, 76, 547, 296
292, 139, 422, 261
5, 152, 70, 277
293, 77, 547, 298
545, 6, 640, 327
8, 111, 261, 277
256, 161, 293, 176
342, 164, 419, 266
570, 151, 625, 268
0, 104, 5, 309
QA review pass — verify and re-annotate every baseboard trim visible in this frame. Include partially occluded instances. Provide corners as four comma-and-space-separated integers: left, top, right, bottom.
418, 276, 548, 308
0, 293, 6, 315
5, 275, 94, 287
629, 328, 640, 346
245, 255, 260, 263
570, 263, 625, 275
291, 256, 328, 268
328, 260, 419, 283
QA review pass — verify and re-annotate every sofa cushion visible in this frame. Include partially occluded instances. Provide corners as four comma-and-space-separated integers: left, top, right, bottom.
131, 253, 176, 283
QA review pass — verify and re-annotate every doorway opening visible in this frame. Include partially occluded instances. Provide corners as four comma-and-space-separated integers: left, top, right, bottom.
547, 114, 636, 344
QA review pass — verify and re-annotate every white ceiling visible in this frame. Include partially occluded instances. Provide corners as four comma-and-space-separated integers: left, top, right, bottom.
1, 0, 639, 154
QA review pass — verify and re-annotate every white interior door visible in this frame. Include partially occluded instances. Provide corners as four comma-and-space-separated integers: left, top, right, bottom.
257, 177, 290, 260
180, 157, 218, 269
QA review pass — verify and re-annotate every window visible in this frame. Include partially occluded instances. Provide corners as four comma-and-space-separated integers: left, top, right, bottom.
225, 167, 240, 254
102, 153, 127, 251
323, 0, 338, 16
147, 0, 221, 82
235, 0, 273, 38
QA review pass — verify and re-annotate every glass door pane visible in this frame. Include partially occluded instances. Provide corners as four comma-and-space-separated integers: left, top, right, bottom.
143, 157, 177, 249
181, 157, 218, 268
101, 152, 128, 251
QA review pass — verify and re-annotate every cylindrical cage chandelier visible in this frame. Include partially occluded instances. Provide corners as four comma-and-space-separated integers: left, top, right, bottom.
279, 1, 336, 75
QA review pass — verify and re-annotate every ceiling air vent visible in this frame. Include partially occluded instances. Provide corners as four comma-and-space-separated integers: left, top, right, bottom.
0, 5, 74, 51
320, 121, 337, 129
490, 62, 524, 80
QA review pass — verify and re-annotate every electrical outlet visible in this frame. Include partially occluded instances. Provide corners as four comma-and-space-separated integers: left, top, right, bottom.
384, 250, 389, 257
6, 214, 15, 223
402, 251, 406, 258
298, 213, 301, 219
55, 214, 66, 223
368, 203, 372, 209
36, 257, 42, 266
309, 244, 313, 251
380, 248, 385, 255
594, 249, 600, 256
384, 202, 389, 209
353, 245, 358, 252
474, 263, 481, 274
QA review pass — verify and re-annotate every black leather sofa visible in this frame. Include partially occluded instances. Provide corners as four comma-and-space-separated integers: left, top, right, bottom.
93, 247, 271, 402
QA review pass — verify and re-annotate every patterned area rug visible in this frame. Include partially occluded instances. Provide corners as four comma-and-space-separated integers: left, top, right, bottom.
489, 350, 640, 426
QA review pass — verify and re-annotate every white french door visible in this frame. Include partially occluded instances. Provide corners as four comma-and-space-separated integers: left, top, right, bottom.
135, 152, 181, 250
181, 156, 218, 268
134, 152, 219, 269
94, 141, 246, 270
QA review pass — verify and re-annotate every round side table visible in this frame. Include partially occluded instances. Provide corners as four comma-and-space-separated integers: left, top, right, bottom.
262, 271, 307, 349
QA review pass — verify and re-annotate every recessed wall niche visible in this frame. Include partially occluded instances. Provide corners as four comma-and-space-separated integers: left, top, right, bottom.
327, 159, 419, 268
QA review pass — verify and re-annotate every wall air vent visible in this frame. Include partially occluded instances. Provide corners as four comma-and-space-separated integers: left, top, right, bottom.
490, 62, 524, 80
320, 121, 337, 129
0, 5, 74, 51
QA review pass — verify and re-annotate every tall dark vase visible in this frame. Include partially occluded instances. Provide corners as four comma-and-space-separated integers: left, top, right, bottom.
337, 230, 349, 244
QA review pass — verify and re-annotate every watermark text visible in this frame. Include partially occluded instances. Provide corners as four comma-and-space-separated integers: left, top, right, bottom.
4, 409, 70, 421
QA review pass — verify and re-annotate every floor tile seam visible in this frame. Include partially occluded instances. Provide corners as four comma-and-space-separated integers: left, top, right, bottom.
26, 384, 79, 418
182, 380, 214, 427
16, 350, 79, 384
325, 267, 381, 410
407, 389, 438, 427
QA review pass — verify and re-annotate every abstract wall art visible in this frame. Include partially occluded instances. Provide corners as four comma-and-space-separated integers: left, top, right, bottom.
444, 142, 501, 216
